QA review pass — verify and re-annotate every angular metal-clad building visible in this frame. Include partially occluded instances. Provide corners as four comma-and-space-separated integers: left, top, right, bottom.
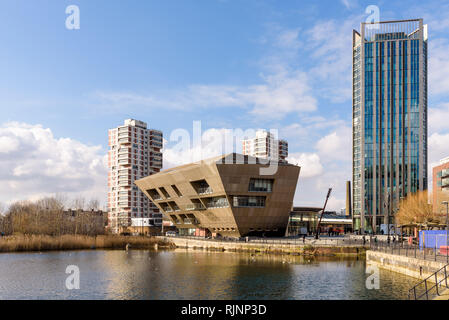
135, 153, 300, 237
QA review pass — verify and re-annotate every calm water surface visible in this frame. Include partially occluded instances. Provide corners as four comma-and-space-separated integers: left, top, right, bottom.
0, 249, 419, 300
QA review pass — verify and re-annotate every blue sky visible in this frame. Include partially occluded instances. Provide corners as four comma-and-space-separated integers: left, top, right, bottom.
1, 0, 449, 210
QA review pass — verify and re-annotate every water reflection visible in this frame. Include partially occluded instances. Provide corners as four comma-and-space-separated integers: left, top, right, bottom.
0, 249, 418, 300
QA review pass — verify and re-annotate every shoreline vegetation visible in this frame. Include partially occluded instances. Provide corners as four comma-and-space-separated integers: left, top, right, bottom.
0, 234, 175, 253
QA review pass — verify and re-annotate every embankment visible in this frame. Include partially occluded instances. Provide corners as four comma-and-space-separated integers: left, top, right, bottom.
162, 236, 368, 257
366, 250, 446, 282
0, 234, 175, 253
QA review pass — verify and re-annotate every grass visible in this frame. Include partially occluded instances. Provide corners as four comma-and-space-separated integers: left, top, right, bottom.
0, 234, 175, 253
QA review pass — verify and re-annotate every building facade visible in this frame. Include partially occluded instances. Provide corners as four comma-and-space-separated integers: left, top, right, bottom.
432, 157, 449, 213
242, 130, 288, 162
107, 119, 163, 234
286, 207, 353, 236
352, 19, 428, 233
135, 153, 300, 238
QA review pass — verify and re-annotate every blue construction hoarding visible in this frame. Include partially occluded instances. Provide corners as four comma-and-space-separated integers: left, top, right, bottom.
419, 230, 449, 249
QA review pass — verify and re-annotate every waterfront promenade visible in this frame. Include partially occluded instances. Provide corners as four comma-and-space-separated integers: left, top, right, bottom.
367, 242, 449, 300
160, 235, 370, 256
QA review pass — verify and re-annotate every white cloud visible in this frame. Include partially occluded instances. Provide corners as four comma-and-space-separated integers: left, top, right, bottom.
316, 126, 352, 162
163, 128, 249, 169
303, 17, 361, 103
0, 122, 107, 206
427, 132, 449, 193
429, 39, 449, 96
287, 152, 323, 178
94, 69, 317, 119
340, 0, 358, 9
429, 103, 449, 134
429, 132, 449, 167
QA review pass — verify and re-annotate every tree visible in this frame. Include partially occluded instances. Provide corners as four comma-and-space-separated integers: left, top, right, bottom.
71, 197, 86, 210
396, 191, 441, 228
86, 199, 100, 211
434, 188, 449, 217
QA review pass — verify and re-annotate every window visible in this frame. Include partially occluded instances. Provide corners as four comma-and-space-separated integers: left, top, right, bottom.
206, 197, 229, 208
232, 196, 266, 208
248, 178, 274, 192
190, 179, 213, 195
147, 189, 162, 200
171, 184, 183, 197
159, 187, 170, 199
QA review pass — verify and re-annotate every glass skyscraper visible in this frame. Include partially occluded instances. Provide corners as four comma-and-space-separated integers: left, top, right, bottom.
352, 19, 428, 233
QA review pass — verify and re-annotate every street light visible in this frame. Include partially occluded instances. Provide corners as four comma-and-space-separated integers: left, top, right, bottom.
443, 201, 449, 261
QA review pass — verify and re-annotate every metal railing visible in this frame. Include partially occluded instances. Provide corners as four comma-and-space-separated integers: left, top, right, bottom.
409, 264, 449, 300
185, 203, 206, 211
369, 239, 449, 263
197, 187, 213, 195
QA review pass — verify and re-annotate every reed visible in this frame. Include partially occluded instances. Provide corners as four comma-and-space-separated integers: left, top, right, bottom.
0, 234, 174, 253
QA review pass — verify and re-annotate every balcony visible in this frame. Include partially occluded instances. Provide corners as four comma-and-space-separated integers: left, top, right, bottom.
118, 138, 131, 145
118, 202, 131, 208
191, 179, 213, 195
118, 153, 130, 160
442, 169, 449, 179
118, 159, 131, 166
118, 212, 130, 218
118, 132, 130, 139
150, 152, 163, 160
118, 127, 130, 133
442, 178, 449, 188
198, 186, 213, 195
185, 203, 206, 211
206, 197, 229, 209
118, 219, 131, 227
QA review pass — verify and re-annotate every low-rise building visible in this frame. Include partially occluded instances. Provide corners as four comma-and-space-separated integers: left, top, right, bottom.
433, 157, 449, 213
286, 207, 353, 236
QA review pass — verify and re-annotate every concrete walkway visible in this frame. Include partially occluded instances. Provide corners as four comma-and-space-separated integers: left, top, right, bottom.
433, 288, 449, 300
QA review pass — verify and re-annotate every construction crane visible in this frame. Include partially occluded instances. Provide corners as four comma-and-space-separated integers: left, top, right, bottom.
315, 188, 332, 239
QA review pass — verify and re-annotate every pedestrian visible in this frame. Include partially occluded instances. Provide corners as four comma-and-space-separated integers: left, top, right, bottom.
362, 235, 366, 245
303, 234, 306, 244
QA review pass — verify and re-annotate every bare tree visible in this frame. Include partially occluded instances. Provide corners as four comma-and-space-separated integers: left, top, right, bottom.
396, 191, 440, 228
71, 197, 86, 210
86, 199, 100, 211
0, 197, 107, 236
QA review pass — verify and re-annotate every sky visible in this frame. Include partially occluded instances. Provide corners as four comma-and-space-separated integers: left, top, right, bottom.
1, 0, 449, 211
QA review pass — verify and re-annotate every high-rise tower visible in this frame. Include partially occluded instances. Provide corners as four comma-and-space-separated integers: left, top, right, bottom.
242, 130, 288, 163
352, 19, 428, 233
107, 119, 163, 234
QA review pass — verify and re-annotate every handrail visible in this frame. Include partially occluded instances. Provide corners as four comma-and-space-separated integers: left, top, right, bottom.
409, 264, 449, 300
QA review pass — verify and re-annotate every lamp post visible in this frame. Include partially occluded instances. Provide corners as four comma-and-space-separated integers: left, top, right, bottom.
443, 201, 449, 260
